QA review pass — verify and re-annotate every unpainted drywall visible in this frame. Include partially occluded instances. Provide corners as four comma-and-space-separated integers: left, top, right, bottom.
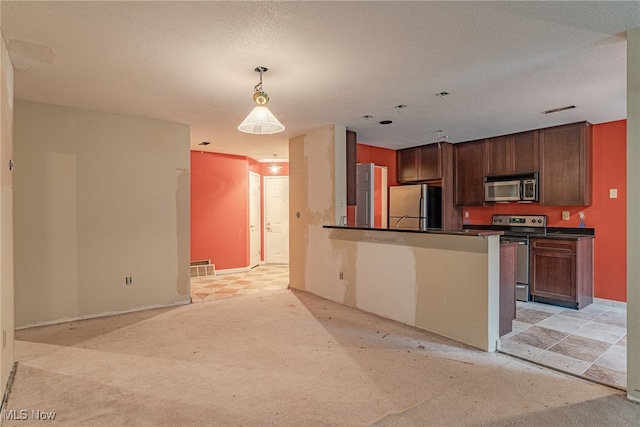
13, 101, 190, 327
289, 125, 347, 302
327, 229, 499, 351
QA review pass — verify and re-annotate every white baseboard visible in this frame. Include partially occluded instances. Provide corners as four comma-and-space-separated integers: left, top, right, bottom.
16, 299, 191, 330
593, 297, 627, 310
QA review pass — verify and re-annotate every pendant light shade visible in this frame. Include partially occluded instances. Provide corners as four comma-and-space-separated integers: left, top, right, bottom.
238, 106, 285, 135
238, 66, 285, 135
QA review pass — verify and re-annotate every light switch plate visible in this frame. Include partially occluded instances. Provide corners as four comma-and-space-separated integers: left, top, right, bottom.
610, 188, 618, 198
562, 211, 570, 221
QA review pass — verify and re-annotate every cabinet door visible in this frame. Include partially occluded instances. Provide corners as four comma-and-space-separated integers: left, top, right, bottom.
484, 135, 511, 176
485, 131, 538, 176
418, 143, 441, 181
499, 243, 517, 336
539, 122, 592, 205
397, 147, 419, 183
530, 249, 576, 302
530, 239, 577, 303
512, 130, 538, 174
455, 140, 484, 206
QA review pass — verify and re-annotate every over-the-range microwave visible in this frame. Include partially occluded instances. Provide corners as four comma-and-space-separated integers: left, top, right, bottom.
484, 174, 538, 202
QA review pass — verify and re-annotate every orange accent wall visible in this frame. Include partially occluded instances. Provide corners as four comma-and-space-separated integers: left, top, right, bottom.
357, 144, 398, 186
464, 120, 627, 302
191, 151, 249, 270
191, 151, 290, 270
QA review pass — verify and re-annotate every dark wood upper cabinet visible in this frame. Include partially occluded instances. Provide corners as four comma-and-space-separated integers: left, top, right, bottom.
397, 142, 448, 183
455, 140, 485, 206
484, 130, 538, 176
539, 122, 592, 206
346, 130, 357, 206
512, 131, 539, 174
418, 144, 442, 181
396, 147, 420, 183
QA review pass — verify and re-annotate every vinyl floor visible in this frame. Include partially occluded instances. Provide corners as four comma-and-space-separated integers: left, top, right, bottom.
190, 264, 289, 301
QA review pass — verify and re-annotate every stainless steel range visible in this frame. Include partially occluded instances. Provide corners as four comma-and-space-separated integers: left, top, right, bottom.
492, 214, 547, 301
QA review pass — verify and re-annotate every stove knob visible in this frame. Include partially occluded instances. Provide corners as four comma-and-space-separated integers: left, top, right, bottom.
537, 219, 542, 223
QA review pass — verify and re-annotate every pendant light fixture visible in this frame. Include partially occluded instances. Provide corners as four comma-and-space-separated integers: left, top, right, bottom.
238, 66, 285, 135
268, 154, 283, 173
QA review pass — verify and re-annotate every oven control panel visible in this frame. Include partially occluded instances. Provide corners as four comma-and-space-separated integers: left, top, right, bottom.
492, 214, 546, 227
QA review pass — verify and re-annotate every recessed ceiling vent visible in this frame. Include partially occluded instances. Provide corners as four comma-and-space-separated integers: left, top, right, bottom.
543, 105, 576, 114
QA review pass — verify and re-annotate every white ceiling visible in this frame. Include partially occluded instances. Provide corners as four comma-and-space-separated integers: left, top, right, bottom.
2, 1, 639, 162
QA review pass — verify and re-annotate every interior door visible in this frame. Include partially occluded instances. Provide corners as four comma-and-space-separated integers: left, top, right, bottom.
249, 172, 261, 268
264, 176, 289, 264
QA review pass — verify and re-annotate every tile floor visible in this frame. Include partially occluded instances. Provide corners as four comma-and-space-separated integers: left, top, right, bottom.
190, 264, 289, 301
500, 301, 627, 390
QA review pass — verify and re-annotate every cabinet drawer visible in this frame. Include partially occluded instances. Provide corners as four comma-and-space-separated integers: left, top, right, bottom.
531, 239, 576, 253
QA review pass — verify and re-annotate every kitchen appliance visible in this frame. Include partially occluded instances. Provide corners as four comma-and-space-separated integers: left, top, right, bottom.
491, 214, 547, 301
484, 174, 538, 202
388, 184, 442, 231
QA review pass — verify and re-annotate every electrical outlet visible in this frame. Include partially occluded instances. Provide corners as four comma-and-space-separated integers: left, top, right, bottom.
562, 211, 570, 221
125, 276, 133, 285
339, 271, 344, 280
464, 212, 469, 218
610, 188, 618, 199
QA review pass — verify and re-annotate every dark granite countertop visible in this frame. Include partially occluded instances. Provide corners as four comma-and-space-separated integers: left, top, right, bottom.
463, 224, 595, 239
323, 225, 504, 237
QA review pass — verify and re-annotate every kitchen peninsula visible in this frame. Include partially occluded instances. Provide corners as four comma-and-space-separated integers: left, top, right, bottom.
323, 225, 504, 351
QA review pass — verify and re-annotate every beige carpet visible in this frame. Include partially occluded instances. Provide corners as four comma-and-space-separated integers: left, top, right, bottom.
6, 288, 640, 426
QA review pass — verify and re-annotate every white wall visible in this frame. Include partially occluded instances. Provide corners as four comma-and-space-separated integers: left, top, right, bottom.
13, 101, 190, 327
0, 16, 15, 396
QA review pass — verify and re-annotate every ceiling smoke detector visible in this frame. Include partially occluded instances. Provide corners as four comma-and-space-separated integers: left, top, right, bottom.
543, 105, 576, 114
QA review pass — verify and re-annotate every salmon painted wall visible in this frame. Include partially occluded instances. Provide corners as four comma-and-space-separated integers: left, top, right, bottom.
191, 151, 289, 270
357, 144, 398, 186
348, 144, 397, 226
464, 120, 627, 302
191, 151, 249, 270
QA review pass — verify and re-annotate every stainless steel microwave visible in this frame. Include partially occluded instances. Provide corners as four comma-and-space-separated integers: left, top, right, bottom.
484, 176, 538, 202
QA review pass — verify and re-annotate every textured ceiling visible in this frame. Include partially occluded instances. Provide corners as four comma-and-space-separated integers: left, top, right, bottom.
2, 1, 639, 162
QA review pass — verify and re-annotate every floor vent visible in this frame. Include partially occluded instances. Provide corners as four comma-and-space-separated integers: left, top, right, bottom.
190, 260, 215, 277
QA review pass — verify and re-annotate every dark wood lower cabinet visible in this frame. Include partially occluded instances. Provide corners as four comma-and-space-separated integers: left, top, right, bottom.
500, 242, 517, 336
530, 237, 593, 309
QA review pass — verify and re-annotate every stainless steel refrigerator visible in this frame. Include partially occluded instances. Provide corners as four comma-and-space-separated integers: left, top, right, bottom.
388, 184, 442, 231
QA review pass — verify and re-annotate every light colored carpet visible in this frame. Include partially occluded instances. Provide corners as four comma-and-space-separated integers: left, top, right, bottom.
6, 288, 640, 426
